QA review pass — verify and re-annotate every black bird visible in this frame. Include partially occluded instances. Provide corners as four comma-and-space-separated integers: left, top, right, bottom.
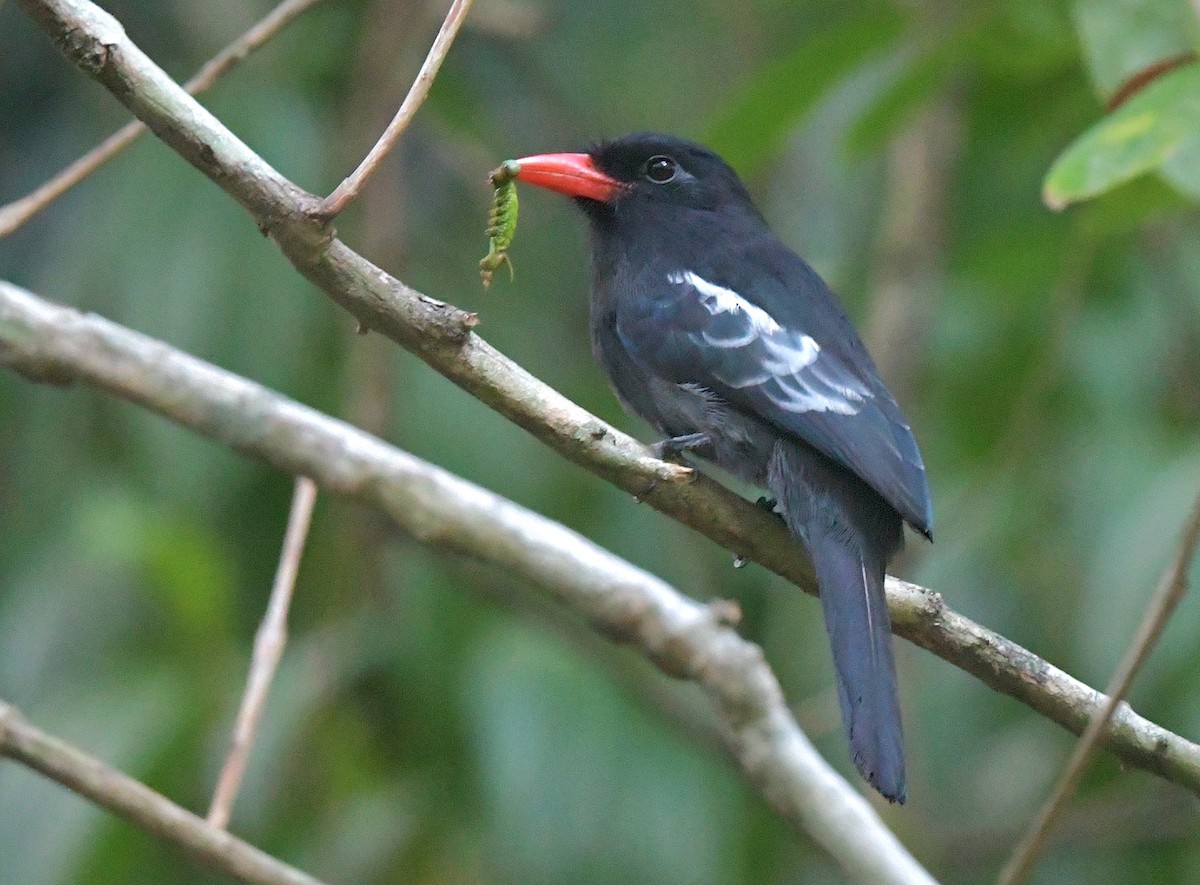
510, 133, 932, 802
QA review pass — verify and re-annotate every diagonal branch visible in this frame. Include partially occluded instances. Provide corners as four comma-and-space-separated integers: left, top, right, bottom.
0, 0, 328, 238
0, 280, 935, 885
320, 0, 475, 216
207, 476, 319, 830
999, 490, 1200, 885
0, 701, 326, 885
15, 0, 1200, 797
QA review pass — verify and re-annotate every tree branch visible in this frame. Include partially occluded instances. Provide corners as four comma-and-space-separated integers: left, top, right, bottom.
207, 476, 318, 830
0, 280, 935, 885
0, 701, 326, 885
999, 490, 1200, 885
320, 0, 476, 216
0, 0, 327, 238
15, 0, 1200, 796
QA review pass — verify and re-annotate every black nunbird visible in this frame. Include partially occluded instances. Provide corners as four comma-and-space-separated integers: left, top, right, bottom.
510, 133, 932, 802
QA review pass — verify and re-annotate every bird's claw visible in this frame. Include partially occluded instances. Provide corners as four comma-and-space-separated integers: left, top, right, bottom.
755, 495, 778, 513
652, 432, 710, 461
754, 495, 786, 528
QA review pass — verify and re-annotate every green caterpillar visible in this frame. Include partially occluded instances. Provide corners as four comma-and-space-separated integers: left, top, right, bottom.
479, 160, 521, 289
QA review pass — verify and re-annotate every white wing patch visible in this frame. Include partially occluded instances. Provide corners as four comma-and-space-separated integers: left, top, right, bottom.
668, 270, 787, 335
666, 270, 867, 416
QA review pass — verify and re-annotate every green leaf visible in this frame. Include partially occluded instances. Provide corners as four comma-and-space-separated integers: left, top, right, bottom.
1043, 63, 1200, 209
1160, 128, 1200, 198
704, 8, 906, 175
1072, 0, 1199, 97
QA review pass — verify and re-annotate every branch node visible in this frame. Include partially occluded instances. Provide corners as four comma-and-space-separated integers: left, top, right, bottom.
416, 296, 478, 342
656, 461, 695, 483
45, 3, 126, 72
0, 700, 15, 745
707, 598, 742, 628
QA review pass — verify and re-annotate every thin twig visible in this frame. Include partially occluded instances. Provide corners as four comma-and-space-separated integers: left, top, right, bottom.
0, 700, 326, 885
998, 490, 1200, 885
0, 0, 327, 239
319, 0, 475, 217
207, 476, 319, 830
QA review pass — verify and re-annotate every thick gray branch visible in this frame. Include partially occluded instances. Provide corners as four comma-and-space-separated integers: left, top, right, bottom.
0, 281, 935, 885
0, 701, 325, 885
15, 0, 1200, 796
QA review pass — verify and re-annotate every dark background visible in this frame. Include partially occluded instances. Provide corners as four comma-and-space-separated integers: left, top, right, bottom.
2, 0, 1199, 882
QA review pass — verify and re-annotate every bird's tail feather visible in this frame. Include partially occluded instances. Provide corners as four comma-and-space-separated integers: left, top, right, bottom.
768, 441, 906, 803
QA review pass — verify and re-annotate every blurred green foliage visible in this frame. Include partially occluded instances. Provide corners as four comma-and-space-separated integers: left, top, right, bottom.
1, 0, 1199, 882
1047, 0, 1200, 206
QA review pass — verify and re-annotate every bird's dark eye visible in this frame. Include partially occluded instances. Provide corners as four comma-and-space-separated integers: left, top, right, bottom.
644, 155, 678, 184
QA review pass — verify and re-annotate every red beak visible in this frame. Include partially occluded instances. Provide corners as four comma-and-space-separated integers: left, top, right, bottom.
513, 152, 624, 203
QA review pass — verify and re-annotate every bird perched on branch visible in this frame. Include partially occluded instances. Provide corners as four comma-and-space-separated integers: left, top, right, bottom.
509, 133, 932, 803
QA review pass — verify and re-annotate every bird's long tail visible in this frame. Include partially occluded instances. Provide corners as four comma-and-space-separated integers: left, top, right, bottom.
767, 440, 907, 803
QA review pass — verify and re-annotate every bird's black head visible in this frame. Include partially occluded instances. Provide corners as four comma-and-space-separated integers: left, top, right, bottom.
512, 133, 760, 229
587, 133, 757, 216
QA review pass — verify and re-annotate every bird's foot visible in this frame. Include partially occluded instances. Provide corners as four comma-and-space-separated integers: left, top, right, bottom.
652, 432, 710, 460
754, 495, 787, 529
755, 495, 778, 513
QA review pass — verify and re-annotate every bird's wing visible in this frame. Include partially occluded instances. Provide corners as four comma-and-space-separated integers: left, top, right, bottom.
615, 268, 932, 535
